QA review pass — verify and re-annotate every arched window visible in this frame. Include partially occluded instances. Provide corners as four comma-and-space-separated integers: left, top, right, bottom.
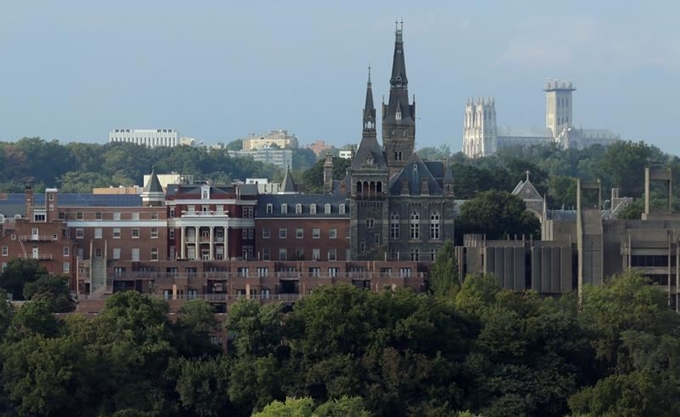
430, 212, 440, 240
390, 212, 400, 240
281, 204, 288, 214
410, 212, 420, 240
266, 204, 273, 214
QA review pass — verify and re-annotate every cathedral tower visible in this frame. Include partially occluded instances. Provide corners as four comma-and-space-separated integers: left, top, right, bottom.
462, 97, 496, 157
382, 22, 416, 177
545, 80, 575, 138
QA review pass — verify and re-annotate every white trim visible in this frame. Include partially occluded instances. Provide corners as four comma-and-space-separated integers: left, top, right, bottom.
67, 221, 167, 228
165, 199, 257, 206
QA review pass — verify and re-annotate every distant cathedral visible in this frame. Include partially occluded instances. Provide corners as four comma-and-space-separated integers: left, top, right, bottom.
462, 81, 621, 158
331, 23, 455, 262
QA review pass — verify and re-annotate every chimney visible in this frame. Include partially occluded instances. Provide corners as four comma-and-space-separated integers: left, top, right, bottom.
323, 153, 334, 193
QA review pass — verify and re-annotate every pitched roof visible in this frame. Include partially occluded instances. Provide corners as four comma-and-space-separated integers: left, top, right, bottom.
351, 135, 388, 170
142, 168, 163, 193
281, 168, 297, 193
388, 152, 444, 195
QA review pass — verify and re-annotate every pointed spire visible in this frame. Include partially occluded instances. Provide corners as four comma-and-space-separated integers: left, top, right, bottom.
280, 167, 297, 194
142, 166, 163, 193
390, 20, 408, 89
363, 65, 376, 130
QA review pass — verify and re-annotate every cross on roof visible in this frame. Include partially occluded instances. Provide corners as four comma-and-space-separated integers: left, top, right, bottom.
525, 170, 531, 182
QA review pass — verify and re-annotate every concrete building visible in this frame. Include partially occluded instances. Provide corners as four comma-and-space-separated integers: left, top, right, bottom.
228, 149, 293, 170
462, 81, 621, 157
109, 129, 180, 147
339, 148, 355, 159
242, 130, 298, 150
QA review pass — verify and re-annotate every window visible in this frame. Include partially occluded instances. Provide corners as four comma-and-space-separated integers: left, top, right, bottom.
339, 204, 346, 214
279, 228, 287, 239
169, 208, 175, 218
312, 228, 320, 239
310, 204, 317, 214
113, 248, 121, 260
266, 204, 273, 214
375, 234, 381, 244
187, 205, 195, 214
262, 228, 271, 239
113, 212, 121, 220
261, 288, 271, 299
263, 247, 270, 260
328, 248, 337, 261
151, 212, 158, 220
400, 268, 411, 278
151, 228, 158, 238
410, 212, 420, 239
329, 228, 337, 239
325, 204, 331, 214
395, 151, 403, 161
328, 267, 339, 277
367, 218, 374, 229
390, 212, 400, 239
312, 248, 320, 260
410, 248, 420, 261
76, 212, 83, 220
295, 204, 302, 214
34, 213, 46, 222
63, 262, 70, 273
95, 212, 102, 220
1, 246, 7, 256
76, 228, 84, 239
63, 246, 69, 257
131, 212, 139, 220
296, 228, 304, 239
279, 248, 287, 261
151, 248, 158, 260
243, 206, 254, 218
95, 228, 102, 239
132, 228, 140, 238
360, 242, 366, 253
95, 248, 103, 258
430, 212, 441, 240
169, 229, 175, 239
281, 204, 288, 214
257, 267, 269, 277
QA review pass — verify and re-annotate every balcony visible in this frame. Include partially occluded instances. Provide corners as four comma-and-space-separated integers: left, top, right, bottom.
19, 235, 56, 242
181, 210, 230, 218
18, 254, 53, 260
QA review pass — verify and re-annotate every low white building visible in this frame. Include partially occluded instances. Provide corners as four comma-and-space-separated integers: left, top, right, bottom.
109, 129, 179, 147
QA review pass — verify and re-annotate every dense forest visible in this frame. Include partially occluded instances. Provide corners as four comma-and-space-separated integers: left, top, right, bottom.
0, 253, 677, 416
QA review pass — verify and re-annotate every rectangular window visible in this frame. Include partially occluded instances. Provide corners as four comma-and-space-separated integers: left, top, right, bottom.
296, 228, 304, 239
325, 204, 331, 214
113, 248, 121, 260
367, 218, 374, 228
257, 267, 269, 277
243, 206, 254, 218
132, 228, 140, 238
328, 248, 337, 261
76, 212, 83, 220
279, 248, 287, 261
329, 228, 337, 239
113, 212, 121, 220
281, 204, 288, 214
169, 208, 175, 218
310, 204, 317, 214
63, 262, 70, 273
63, 246, 69, 257
76, 228, 84, 239
263, 247, 270, 260
95, 248, 103, 258
94, 228, 102, 239
312, 248, 320, 260
169, 230, 175, 239
113, 228, 121, 239
312, 228, 320, 239
151, 228, 159, 238
262, 228, 271, 239
131, 212, 140, 220
95, 212, 102, 220
151, 248, 158, 260
1, 246, 7, 256
151, 212, 158, 220
279, 228, 287, 239
328, 267, 339, 277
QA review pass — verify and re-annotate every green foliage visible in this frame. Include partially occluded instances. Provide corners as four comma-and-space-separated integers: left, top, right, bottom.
23, 274, 74, 313
0, 258, 49, 300
456, 190, 540, 240
428, 240, 459, 298
301, 156, 352, 193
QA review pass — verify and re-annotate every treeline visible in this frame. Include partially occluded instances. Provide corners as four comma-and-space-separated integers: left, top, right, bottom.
450, 141, 680, 214
0, 138, 287, 193
0, 264, 678, 415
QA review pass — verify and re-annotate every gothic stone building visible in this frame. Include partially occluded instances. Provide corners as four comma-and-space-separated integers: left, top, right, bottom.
347, 24, 455, 261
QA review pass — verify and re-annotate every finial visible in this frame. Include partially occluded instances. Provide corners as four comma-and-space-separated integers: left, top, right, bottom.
368, 64, 371, 84
525, 170, 531, 182
400, 19, 404, 31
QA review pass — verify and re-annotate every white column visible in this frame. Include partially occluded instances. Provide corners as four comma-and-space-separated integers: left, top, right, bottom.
180, 227, 186, 259
225, 226, 229, 261
209, 226, 215, 260
195, 226, 200, 260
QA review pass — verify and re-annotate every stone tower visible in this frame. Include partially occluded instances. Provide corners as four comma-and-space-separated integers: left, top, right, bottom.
545, 80, 576, 138
349, 67, 390, 260
382, 22, 416, 177
462, 97, 497, 157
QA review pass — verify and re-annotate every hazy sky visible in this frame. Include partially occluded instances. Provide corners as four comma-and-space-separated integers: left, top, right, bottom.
1, 1, 678, 153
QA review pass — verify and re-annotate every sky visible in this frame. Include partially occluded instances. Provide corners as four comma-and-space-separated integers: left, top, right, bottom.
1, 0, 679, 154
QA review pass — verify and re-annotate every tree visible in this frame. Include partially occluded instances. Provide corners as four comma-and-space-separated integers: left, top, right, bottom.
5, 300, 61, 342
428, 240, 459, 298
23, 274, 74, 313
173, 299, 220, 357
225, 139, 243, 151
456, 190, 540, 241
0, 258, 49, 300
172, 356, 234, 417
301, 157, 352, 193
252, 397, 315, 417
226, 300, 285, 357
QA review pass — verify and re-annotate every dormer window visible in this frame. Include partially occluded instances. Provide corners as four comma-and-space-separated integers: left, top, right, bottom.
281, 204, 288, 214
310, 204, 317, 214
266, 204, 273, 214
201, 185, 210, 200
295, 204, 302, 214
